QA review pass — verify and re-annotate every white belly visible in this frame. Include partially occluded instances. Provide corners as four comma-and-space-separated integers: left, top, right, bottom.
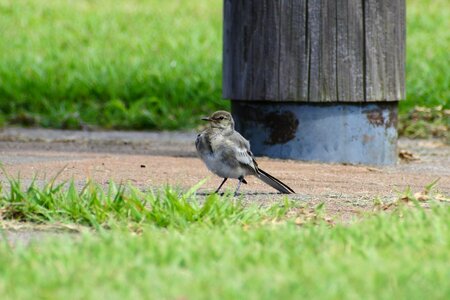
200, 153, 245, 179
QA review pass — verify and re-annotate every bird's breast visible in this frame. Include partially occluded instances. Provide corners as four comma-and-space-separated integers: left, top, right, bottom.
199, 151, 244, 179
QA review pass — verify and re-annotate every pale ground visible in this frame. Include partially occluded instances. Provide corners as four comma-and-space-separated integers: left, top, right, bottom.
0, 128, 449, 244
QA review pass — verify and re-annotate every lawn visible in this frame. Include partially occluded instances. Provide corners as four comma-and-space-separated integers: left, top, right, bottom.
0, 178, 450, 299
0, 177, 449, 299
0, 0, 448, 129
0, 0, 224, 129
405, 0, 449, 111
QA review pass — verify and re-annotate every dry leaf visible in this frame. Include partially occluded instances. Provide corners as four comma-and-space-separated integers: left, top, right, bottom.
399, 150, 420, 162
414, 192, 430, 202
295, 217, 304, 225
435, 194, 450, 202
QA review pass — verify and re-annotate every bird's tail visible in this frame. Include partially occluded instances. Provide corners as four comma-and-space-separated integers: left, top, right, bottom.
256, 169, 295, 194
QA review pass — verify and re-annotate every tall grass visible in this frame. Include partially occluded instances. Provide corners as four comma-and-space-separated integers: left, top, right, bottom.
0, 176, 293, 229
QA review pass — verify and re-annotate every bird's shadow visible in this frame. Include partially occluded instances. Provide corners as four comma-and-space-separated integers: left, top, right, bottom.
196, 191, 287, 196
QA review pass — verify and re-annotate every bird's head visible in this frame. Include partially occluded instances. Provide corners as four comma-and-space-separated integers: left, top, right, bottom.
201, 110, 234, 130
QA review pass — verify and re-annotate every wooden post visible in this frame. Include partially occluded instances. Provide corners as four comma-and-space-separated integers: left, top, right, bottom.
223, 0, 405, 165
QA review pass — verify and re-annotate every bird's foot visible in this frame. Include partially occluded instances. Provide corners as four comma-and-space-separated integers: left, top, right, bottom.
212, 190, 225, 196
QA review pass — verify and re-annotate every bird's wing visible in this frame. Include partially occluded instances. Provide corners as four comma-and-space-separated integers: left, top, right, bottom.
226, 132, 258, 172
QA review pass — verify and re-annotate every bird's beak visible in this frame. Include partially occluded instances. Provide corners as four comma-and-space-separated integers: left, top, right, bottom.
201, 117, 211, 121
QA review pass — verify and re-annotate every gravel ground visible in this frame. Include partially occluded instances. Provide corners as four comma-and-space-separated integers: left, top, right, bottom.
1, 127, 449, 245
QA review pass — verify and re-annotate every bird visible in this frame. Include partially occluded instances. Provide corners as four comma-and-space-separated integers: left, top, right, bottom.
195, 110, 295, 196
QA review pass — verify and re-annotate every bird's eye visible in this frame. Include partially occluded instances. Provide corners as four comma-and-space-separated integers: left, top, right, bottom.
219, 116, 225, 120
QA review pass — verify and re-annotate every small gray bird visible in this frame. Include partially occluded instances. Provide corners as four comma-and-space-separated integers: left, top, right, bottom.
195, 110, 295, 196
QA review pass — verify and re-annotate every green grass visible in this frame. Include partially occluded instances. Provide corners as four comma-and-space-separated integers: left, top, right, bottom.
0, 0, 225, 129
0, 176, 449, 299
404, 0, 449, 112
0, 0, 448, 130
0, 176, 293, 229
0, 204, 449, 299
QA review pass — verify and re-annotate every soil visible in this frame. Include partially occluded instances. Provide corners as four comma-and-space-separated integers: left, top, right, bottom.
1, 127, 449, 244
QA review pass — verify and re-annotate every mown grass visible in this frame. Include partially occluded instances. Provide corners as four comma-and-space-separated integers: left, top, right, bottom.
0, 176, 449, 299
0, 0, 448, 130
0, 203, 449, 299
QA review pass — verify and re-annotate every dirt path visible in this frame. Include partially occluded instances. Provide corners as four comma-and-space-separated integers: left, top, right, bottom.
0, 127, 449, 240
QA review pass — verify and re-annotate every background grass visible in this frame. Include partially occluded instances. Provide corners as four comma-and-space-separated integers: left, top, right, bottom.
0, 0, 224, 129
0, 0, 448, 130
405, 0, 449, 111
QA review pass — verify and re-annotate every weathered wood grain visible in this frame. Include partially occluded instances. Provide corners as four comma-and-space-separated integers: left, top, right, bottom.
365, 0, 386, 100
222, 0, 232, 98
307, 0, 321, 102
336, 0, 364, 101
278, 0, 308, 101
248, 0, 264, 100
399, 0, 406, 99
263, 0, 280, 100
222, 0, 405, 102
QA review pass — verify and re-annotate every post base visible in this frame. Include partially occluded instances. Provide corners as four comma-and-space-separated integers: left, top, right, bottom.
231, 101, 398, 165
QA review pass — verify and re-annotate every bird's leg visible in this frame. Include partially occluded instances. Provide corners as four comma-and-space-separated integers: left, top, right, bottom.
215, 178, 228, 194
234, 176, 245, 197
